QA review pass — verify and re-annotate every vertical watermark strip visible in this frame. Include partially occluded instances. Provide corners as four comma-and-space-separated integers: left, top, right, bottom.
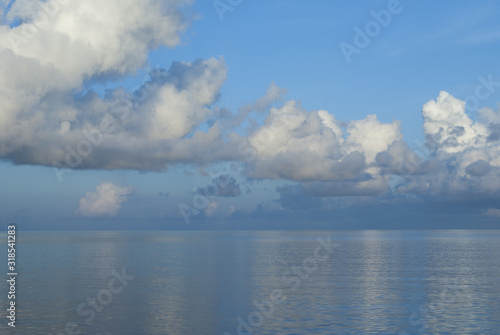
6, 224, 17, 328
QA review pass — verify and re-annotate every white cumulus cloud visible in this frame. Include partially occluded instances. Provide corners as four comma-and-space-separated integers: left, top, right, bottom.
398, 91, 500, 198
77, 182, 135, 217
0, 0, 234, 170
243, 99, 403, 196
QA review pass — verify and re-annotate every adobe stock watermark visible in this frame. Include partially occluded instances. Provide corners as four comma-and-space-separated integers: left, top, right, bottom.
465, 74, 500, 112
7, 0, 68, 52
46, 267, 135, 335
399, 277, 473, 335
397, 138, 429, 175
340, 0, 407, 64
213, 0, 243, 21
52, 65, 169, 183
223, 234, 340, 335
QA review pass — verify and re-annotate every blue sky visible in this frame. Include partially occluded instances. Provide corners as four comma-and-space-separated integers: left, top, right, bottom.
1, 0, 500, 230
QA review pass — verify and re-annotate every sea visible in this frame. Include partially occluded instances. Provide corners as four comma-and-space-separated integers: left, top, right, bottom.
0, 230, 499, 334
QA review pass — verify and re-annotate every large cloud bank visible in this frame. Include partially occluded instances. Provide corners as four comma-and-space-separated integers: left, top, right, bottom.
0, 0, 233, 170
244, 100, 406, 196
2, 1, 500, 204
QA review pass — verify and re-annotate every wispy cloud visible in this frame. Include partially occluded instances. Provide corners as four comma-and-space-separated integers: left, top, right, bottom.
486, 208, 500, 217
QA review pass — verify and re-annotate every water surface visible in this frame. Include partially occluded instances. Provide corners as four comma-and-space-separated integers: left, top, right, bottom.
1, 230, 499, 334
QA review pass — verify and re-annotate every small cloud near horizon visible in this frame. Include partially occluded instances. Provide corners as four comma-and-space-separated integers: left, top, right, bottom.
76, 182, 135, 218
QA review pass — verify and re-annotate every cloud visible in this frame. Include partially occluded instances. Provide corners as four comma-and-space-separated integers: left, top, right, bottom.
242, 99, 404, 196
347, 114, 403, 163
204, 201, 220, 217
0, 0, 237, 170
77, 182, 135, 217
222, 82, 288, 131
422, 91, 489, 154
486, 208, 500, 217
2, 54, 229, 169
375, 140, 436, 175
245, 100, 403, 181
301, 175, 392, 197
276, 184, 323, 210
398, 91, 500, 199
465, 159, 492, 177
241, 90, 500, 202
197, 174, 242, 197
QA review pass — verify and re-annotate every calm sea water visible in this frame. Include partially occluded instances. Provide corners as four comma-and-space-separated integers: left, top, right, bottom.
1, 230, 499, 334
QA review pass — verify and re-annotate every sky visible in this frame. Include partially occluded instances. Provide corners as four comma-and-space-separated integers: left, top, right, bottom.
1, 0, 500, 230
